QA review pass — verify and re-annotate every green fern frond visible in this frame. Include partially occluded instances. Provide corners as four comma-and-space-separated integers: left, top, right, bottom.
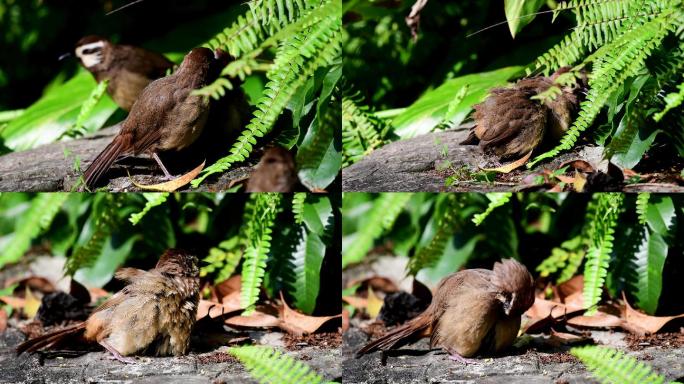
571, 345, 667, 384
342, 91, 387, 167
636, 193, 650, 224
297, 89, 341, 182
129, 193, 169, 225
201, 236, 243, 282
292, 192, 307, 224
229, 345, 326, 384
472, 193, 513, 226
653, 81, 684, 121
0, 193, 69, 268
407, 194, 462, 275
583, 193, 624, 314
66, 194, 121, 275
342, 193, 411, 268
61, 79, 109, 139
434, 85, 470, 131
241, 193, 282, 314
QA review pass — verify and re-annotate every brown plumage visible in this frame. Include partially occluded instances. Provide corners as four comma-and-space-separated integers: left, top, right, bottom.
82, 47, 227, 189
245, 147, 299, 192
462, 67, 586, 160
357, 259, 535, 362
74, 36, 174, 111
16, 249, 200, 363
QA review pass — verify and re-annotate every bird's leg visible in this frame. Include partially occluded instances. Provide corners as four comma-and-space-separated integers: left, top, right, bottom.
151, 152, 174, 180
446, 348, 479, 365
99, 340, 136, 364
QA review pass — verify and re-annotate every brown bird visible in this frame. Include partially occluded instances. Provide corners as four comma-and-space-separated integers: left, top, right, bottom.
74, 36, 174, 111
462, 67, 586, 160
82, 47, 227, 189
16, 249, 200, 363
245, 147, 299, 192
357, 259, 535, 363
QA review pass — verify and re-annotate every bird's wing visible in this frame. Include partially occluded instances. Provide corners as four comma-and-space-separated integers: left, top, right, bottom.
114, 267, 148, 284
122, 78, 177, 153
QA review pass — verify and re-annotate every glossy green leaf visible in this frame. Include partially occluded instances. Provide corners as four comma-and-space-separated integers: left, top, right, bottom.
1, 71, 118, 151
504, 0, 546, 38
74, 234, 140, 288
632, 228, 667, 314
301, 195, 334, 241
391, 66, 524, 139
645, 195, 675, 235
290, 228, 326, 314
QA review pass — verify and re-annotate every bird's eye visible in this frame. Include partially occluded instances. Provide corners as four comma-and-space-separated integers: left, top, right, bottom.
83, 48, 101, 55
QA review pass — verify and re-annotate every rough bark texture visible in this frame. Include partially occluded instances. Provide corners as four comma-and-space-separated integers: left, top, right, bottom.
0, 328, 341, 384
342, 130, 684, 192
0, 125, 257, 192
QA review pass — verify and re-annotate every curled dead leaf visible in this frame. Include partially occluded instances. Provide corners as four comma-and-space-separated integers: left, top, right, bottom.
197, 299, 242, 320
279, 292, 340, 335
130, 160, 205, 192
347, 276, 399, 294
342, 295, 367, 310
483, 150, 533, 173
621, 292, 684, 335
366, 287, 384, 319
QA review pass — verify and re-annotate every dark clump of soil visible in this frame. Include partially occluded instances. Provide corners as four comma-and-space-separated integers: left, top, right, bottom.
625, 332, 684, 350
284, 332, 342, 350
378, 292, 429, 326
196, 352, 240, 364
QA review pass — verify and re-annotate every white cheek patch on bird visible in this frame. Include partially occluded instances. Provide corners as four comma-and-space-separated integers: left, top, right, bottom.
76, 41, 105, 67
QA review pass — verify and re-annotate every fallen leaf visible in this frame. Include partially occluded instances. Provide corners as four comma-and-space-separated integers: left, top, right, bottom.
567, 312, 623, 328
342, 295, 367, 310
225, 312, 281, 328
197, 299, 242, 320
483, 150, 533, 173
348, 276, 399, 294
546, 329, 591, 347
525, 298, 584, 320
88, 287, 110, 302
0, 296, 25, 309
559, 159, 595, 173
0, 308, 7, 333
621, 292, 684, 335
214, 275, 241, 302
70, 279, 91, 304
412, 278, 432, 304
129, 161, 205, 192
342, 308, 350, 333
555, 275, 584, 309
24, 287, 41, 318
6, 276, 55, 294
279, 292, 340, 335
572, 170, 587, 192
366, 287, 384, 319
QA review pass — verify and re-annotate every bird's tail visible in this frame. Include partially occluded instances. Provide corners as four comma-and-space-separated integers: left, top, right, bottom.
356, 312, 433, 357
16, 322, 86, 354
83, 134, 130, 189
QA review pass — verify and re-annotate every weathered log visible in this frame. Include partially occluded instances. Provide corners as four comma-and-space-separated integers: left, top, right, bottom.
0, 125, 256, 192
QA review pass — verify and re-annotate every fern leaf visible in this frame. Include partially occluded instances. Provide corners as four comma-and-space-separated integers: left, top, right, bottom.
472, 193, 513, 226
571, 345, 667, 384
292, 192, 307, 224
1, 193, 69, 268
583, 193, 624, 314
342, 92, 387, 167
636, 193, 650, 224
407, 194, 462, 275
342, 193, 411, 268
65, 194, 121, 276
61, 79, 110, 139
129, 193, 169, 225
240, 193, 282, 314
229, 345, 325, 384
653, 81, 684, 121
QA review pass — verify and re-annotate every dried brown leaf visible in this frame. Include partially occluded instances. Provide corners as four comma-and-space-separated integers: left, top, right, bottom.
130, 161, 205, 192
622, 292, 684, 335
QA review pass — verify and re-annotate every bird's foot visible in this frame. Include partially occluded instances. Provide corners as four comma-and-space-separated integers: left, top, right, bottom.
446, 349, 478, 365
107, 353, 137, 364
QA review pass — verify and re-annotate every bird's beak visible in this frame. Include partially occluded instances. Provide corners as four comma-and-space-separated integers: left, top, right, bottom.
58, 52, 72, 61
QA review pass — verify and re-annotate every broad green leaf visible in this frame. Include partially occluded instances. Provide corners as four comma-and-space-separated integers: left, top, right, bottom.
645, 195, 675, 235
504, 0, 546, 38
391, 66, 524, 139
2, 71, 118, 151
301, 195, 334, 240
417, 234, 482, 287
632, 228, 667, 314
291, 229, 326, 314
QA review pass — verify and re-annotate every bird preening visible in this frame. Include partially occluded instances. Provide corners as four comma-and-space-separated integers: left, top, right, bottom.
356, 259, 535, 363
16, 249, 200, 363
462, 67, 588, 162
